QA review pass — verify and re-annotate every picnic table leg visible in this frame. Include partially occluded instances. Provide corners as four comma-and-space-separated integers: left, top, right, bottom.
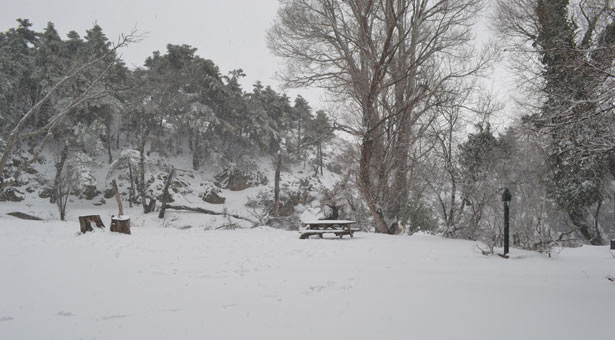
345, 225, 353, 237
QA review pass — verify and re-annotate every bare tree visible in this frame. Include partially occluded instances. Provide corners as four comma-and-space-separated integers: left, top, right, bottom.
268, 0, 492, 232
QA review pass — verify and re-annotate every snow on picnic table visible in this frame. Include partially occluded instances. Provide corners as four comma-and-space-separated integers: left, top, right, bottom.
0, 218, 613, 340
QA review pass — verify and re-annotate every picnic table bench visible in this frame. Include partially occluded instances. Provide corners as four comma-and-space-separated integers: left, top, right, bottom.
299, 220, 359, 239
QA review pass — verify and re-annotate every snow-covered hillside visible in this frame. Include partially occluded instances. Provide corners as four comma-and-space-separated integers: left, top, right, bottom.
1, 143, 347, 230
1, 214, 613, 340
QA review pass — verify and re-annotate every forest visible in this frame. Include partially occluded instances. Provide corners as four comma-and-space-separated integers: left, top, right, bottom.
2, 0, 615, 252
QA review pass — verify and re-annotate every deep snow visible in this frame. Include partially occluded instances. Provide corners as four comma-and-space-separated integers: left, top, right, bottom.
0, 211, 614, 340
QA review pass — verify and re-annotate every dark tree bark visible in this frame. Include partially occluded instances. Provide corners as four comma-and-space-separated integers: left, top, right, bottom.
192, 130, 200, 170
360, 131, 389, 234
79, 215, 106, 233
158, 168, 175, 219
146, 198, 156, 213
116, 125, 120, 150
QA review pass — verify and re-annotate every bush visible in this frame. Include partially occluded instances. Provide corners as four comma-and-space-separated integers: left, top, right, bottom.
400, 198, 438, 234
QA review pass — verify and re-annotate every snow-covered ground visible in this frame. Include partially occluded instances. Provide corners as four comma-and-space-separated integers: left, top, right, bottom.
1, 211, 614, 340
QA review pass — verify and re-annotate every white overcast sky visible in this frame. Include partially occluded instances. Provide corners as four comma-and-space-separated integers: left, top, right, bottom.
1, 0, 513, 120
0, 0, 328, 106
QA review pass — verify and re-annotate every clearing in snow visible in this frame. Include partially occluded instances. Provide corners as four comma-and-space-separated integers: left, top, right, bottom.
0, 214, 613, 340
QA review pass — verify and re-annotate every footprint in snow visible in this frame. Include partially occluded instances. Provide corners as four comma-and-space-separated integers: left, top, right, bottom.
57, 311, 75, 317
306, 280, 353, 295
101, 314, 129, 320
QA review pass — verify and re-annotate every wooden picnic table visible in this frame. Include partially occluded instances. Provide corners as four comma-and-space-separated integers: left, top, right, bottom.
299, 220, 359, 239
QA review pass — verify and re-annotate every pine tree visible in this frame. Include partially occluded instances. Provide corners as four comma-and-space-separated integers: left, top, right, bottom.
292, 95, 311, 158
0, 19, 38, 134
304, 110, 334, 176
457, 123, 500, 239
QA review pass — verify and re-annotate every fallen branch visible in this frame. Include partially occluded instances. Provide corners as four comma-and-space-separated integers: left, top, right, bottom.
165, 204, 257, 224
532, 228, 579, 251
7, 212, 42, 220
215, 223, 239, 230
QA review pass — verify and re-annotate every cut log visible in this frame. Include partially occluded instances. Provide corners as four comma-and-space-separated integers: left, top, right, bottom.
79, 215, 106, 233
110, 215, 131, 235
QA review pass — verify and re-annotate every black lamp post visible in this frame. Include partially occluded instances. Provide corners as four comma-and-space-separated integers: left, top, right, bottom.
502, 188, 512, 255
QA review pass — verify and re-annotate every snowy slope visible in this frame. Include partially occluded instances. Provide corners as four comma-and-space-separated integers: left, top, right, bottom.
1, 216, 613, 340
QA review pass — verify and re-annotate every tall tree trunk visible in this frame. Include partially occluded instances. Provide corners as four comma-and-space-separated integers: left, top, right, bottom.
274, 153, 282, 216
319, 143, 323, 176
298, 117, 302, 156
445, 126, 457, 228
192, 130, 200, 170
139, 138, 148, 214
53, 144, 70, 221
105, 121, 113, 164
158, 168, 175, 219
128, 162, 134, 208
359, 132, 389, 234
447, 175, 457, 227
188, 128, 193, 151
51, 144, 69, 204
116, 125, 120, 150
388, 1, 420, 221
59, 181, 70, 221
594, 200, 602, 237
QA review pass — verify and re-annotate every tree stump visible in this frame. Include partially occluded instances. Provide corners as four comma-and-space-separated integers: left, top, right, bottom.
79, 215, 106, 233
110, 216, 131, 235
